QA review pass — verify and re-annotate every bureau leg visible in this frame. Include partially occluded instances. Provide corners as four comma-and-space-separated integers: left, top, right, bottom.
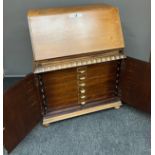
43, 123, 49, 128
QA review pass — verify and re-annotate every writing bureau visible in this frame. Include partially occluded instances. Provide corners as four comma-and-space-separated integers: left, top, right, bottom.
3, 4, 151, 153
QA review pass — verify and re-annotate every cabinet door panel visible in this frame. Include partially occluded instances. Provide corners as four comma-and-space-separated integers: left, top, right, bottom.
120, 57, 151, 113
4, 74, 42, 153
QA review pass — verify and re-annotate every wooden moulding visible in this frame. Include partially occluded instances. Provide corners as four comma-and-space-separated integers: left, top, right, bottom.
34, 52, 126, 73
42, 99, 122, 126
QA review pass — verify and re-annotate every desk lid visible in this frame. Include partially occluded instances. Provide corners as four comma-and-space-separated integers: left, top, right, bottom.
28, 4, 125, 61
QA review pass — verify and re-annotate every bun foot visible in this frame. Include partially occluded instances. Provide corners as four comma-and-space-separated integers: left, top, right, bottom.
43, 124, 49, 127
114, 106, 121, 110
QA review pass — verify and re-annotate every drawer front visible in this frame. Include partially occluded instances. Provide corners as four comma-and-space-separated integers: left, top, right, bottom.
77, 61, 119, 105
40, 60, 119, 111
86, 61, 118, 102
41, 68, 78, 111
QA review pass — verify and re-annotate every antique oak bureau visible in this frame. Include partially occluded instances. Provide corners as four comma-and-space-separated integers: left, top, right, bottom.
4, 4, 151, 153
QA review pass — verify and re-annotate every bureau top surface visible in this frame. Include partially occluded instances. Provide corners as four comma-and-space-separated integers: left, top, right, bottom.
28, 4, 125, 61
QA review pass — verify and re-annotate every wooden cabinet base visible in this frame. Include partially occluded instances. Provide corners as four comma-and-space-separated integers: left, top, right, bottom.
42, 99, 122, 126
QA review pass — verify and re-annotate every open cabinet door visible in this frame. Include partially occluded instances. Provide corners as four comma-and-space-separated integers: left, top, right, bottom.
120, 57, 151, 113
4, 74, 42, 153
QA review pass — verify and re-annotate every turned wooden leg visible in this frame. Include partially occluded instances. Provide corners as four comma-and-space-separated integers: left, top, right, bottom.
43, 124, 49, 127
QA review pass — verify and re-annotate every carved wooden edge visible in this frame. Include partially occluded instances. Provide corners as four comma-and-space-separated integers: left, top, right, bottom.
42, 100, 122, 126
34, 53, 126, 74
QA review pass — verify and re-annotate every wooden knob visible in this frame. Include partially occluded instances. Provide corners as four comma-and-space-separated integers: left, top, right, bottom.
80, 89, 86, 93
79, 70, 85, 74
79, 77, 86, 80
81, 101, 86, 105
79, 83, 86, 87
80, 95, 86, 99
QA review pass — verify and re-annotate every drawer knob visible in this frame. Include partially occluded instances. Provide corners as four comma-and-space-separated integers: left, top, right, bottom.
79, 77, 86, 80
79, 83, 86, 87
79, 70, 85, 74
80, 89, 86, 93
80, 95, 86, 99
81, 101, 86, 105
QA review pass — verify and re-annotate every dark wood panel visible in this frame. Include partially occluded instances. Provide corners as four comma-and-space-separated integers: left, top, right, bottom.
86, 61, 118, 103
41, 68, 78, 111
42, 68, 76, 80
87, 61, 117, 78
44, 80, 77, 93
46, 93, 77, 103
47, 98, 78, 111
86, 75, 116, 87
87, 92, 115, 102
42, 61, 119, 112
86, 85, 115, 94
120, 57, 151, 113
3, 74, 42, 153
45, 85, 77, 97
45, 97, 120, 118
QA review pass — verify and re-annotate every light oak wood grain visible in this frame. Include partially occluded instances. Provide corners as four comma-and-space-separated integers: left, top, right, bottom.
28, 4, 125, 61
43, 100, 122, 125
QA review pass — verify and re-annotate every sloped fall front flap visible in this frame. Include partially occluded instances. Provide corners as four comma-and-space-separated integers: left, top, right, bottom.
28, 4, 125, 61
